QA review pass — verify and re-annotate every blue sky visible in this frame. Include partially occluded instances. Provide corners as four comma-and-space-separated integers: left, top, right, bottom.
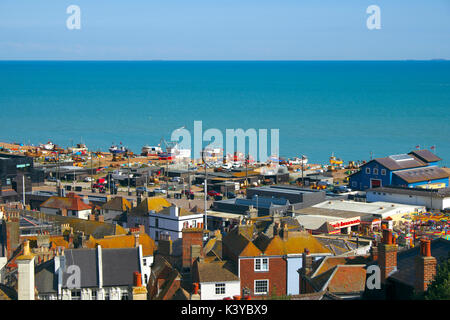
0, 0, 449, 60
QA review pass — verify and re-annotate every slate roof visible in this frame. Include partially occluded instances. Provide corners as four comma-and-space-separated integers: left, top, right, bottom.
408, 150, 442, 163
35, 247, 142, 294
374, 156, 427, 171
35, 260, 58, 293
63, 248, 99, 288
389, 238, 450, 288
102, 248, 140, 287
392, 166, 450, 184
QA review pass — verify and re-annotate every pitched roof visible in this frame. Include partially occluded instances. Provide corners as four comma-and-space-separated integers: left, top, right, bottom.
327, 266, 367, 294
393, 166, 450, 184
101, 248, 140, 287
102, 196, 132, 212
373, 156, 427, 171
223, 226, 262, 258
130, 197, 172, 216
86, 233, 156, 256
196, 260, 239, 283
389, 238, 450, 287
408, 150, 442, 163
261, 232, 332, 256
41, 194, 92, 211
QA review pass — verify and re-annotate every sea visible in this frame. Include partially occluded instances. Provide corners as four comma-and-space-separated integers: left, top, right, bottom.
0, 60, 449, 166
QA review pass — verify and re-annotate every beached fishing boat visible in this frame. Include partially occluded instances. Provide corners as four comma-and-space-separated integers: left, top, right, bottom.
109, 143, 128, 154
288, 156, 308, 165
141, 145, 162, 156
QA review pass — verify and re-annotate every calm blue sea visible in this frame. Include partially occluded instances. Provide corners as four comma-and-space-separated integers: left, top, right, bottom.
0, 61, 449, 165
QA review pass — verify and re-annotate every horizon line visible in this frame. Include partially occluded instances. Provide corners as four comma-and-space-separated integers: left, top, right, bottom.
0, 58, 448, 62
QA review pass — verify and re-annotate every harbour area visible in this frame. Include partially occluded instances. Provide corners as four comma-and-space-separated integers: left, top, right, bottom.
1, 138, 449, 300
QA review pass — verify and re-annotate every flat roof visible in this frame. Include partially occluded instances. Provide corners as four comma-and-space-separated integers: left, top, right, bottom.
368, 186, 450, 198
206, 210, 246, 220
311, 200, 425, 216
296, 215, 342, 230
295, 207, 363, 219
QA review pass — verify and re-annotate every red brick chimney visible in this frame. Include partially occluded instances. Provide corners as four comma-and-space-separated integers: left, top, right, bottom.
379, 229, 398, 283
415, 238, 437, 293
133, 271, 142, 287
182, 228, 204, 269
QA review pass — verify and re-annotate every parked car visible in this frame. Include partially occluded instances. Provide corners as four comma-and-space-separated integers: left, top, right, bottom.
333, 185, 352, 193
154, 188, 167, 194
207, 190, 221, 197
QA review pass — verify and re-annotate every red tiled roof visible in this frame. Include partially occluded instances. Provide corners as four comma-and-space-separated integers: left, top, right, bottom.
41, 193, 92, 211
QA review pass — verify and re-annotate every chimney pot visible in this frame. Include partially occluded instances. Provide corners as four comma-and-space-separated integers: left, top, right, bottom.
420, 238, 431, 257
133, 271, 142, 287
382, 229, 393, 245
193, 283, 199, 295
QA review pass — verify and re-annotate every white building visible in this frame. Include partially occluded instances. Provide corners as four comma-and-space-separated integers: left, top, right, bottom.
193, 260, 240, 300
149, 205, 204, 242
312, 199, 426, 220
40, 193, 92, 220
34, 246, 148, 300
366, 187, 450, 211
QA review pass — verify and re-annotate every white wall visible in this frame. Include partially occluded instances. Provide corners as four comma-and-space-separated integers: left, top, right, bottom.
200, 281, 241, 300
367, 191, 447, 210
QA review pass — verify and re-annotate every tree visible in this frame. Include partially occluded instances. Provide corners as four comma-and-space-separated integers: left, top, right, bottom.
424, 254, 450, 300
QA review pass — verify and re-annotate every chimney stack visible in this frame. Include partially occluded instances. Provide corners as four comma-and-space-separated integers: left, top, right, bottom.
17, 240, 35, 300
191, 282, 200, 300
182, 228, 204, 270
131, 271, 148, 300
414, 238, 437, 293
273, 222, 280, 237
280, 221, 289, 241
379, 229, 398, 283
134, 233, 140, 248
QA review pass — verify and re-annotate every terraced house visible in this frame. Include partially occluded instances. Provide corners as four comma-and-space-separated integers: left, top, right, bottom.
222, 222, 333, 297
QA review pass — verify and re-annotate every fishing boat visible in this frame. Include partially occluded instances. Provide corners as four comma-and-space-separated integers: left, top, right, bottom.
109, 144, 128, 154
40, 141, 56, 151
141, 145, 162, 156
288, 156, 308, 165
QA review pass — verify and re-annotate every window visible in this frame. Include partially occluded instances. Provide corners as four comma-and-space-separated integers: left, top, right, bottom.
71, 290, 81, 300
254, 280, 269, 295
365, 168, 371, 174
381, 169, 386, 176
215, 283, 226, 295
254, 258, 269, 271
373, 168, 378, 175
